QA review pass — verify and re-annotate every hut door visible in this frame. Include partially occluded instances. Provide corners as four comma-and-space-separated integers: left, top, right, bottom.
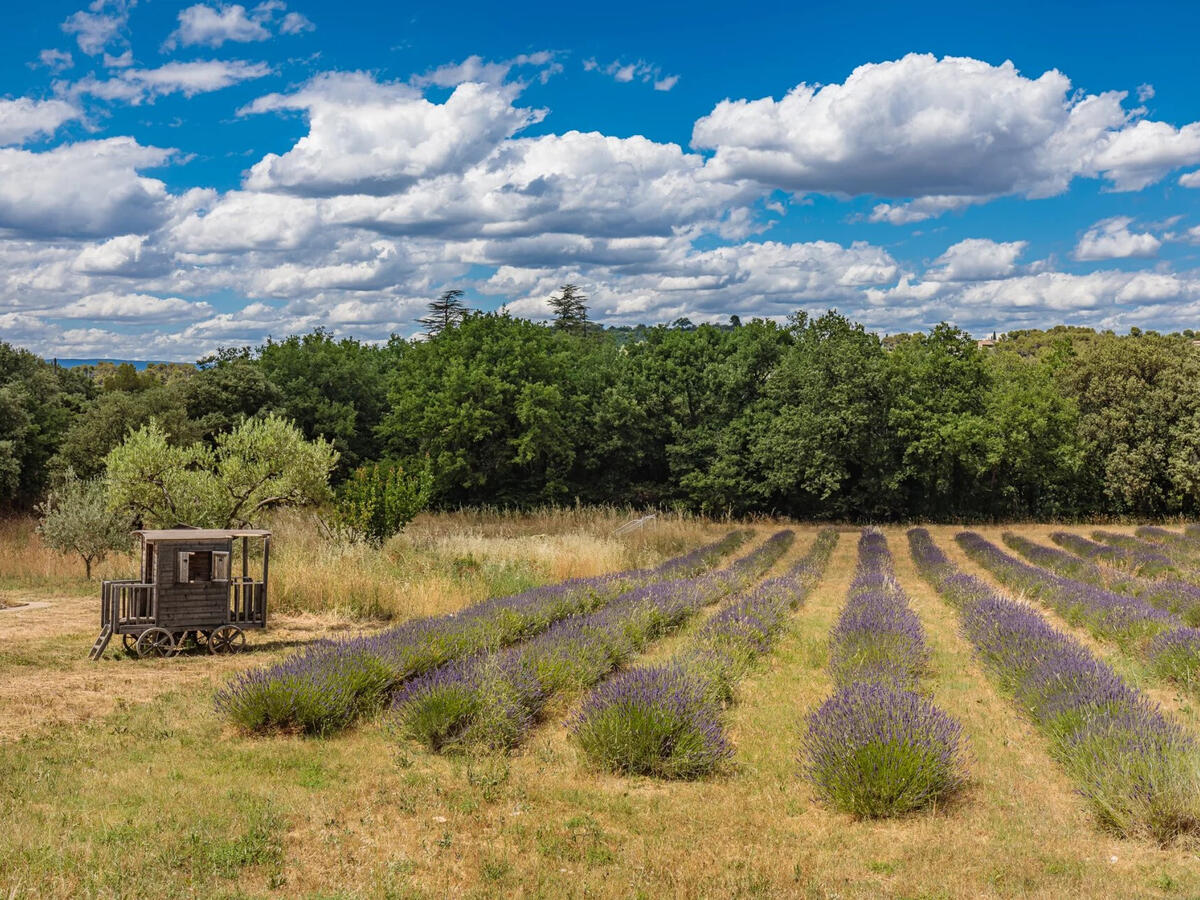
143, 544, 155, 583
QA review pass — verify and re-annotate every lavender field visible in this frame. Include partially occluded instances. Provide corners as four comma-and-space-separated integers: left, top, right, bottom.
5, 518, 1200, 897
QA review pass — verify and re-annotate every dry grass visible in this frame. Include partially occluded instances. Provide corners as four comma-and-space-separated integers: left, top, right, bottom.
0, 517, 134, 590
268, 508, 725, 620
2, 520, 1200, 898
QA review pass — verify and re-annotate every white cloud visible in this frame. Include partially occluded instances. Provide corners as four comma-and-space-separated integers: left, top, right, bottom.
693, 53, 1200, 220
1177, 169, 1200, 188
0, 98, 81, 146
0, 138, 172, 239
37, 49, 74, 72
583, 58, 680, 91
867, 195, 983, 224
1074, 216, 1162, 261
163, 4, 270, 50
926, 239, 1028, 281
1138, 83, 1155, 102
54, 290, 211, 322
241, 74, 546, 196
64, 60, 271, 105
278, 11, 314, 34
62, 0, 132, 57
411, 52, 560, 88
163, 2, 314, 50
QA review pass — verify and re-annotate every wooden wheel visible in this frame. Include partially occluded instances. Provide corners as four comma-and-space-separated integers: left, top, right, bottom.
193, 629, 210, 648
121, 633, 138, 654
136, 628, 177, 659
209, 625, 245, 654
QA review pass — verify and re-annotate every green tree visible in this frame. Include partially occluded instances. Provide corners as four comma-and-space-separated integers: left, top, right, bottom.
419, 289, 469, 336
257, 329, 390, 477
753, 311, 895, 519
336, 459, 432, 544
104, 415, 338, 528
37, 472, 132, 578
184, 348, 279, 440
548, 284, 589, 333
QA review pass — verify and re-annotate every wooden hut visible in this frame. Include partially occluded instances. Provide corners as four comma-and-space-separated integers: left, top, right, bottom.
89, 527, 270, 659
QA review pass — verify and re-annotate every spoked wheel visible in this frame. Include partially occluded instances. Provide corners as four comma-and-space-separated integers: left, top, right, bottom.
136, 627, 177, 659
208, 625, 246, 655
121, 633, 139, 654
193, 629, 210, 650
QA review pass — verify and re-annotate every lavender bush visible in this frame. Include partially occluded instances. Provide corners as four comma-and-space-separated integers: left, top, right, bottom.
956, 532, 1176, 647
802, 681, 963, 818
802, 529, 961, 817
217, 529, 749, 734
1016, 532, 1200, 626
909, 528, 1200, 841
390, 530, 797, 753
1077, 530, 1177, 576
570, 530, 839, 777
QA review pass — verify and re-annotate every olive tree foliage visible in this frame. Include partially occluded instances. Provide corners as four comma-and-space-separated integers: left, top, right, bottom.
37, 471, 132, 578
104, 414, 339, 528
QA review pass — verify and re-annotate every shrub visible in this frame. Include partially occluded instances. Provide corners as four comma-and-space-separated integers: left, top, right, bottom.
336, 459, 432, 544
802, 681, 964, 818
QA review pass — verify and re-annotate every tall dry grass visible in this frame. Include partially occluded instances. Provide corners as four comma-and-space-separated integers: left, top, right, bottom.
0, 517, 135, 592
266, 507, 726, 621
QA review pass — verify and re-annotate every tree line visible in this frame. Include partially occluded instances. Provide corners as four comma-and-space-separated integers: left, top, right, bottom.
5, 301, 1200, 522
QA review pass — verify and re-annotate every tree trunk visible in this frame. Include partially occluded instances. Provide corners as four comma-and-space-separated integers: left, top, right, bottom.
84, 556, 92, 579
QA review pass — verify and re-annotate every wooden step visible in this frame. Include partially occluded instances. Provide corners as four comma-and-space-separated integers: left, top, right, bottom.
88, 625, 112, 661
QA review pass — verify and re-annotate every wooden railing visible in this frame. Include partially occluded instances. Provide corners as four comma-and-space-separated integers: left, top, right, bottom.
229, 578, 265, 625
101, 580, 156, 628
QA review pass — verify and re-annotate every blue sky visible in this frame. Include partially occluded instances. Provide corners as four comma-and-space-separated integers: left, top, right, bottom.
2, 0, 1199, 359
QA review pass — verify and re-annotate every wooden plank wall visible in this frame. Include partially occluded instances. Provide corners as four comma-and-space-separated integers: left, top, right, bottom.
153, 539, 233, 628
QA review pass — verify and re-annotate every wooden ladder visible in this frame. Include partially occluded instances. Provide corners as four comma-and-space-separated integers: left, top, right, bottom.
88, 625, 112, 661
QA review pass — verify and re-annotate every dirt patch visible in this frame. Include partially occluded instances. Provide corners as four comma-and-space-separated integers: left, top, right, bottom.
0, 594, 387, 742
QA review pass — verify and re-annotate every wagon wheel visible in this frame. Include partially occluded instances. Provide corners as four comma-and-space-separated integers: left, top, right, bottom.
209, 625, 245, 655
136, 627, 177, 659
121, 633, 138, 654
193, 629, 210, 649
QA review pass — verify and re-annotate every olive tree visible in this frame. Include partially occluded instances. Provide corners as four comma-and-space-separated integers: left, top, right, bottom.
104, 414, 339, 528
37, 472, 132, 578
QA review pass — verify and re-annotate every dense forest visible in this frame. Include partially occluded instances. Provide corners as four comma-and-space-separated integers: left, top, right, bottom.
4, 307, 1200, 522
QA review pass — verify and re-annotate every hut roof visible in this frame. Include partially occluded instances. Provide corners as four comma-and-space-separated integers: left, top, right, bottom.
135, 528, 271, 541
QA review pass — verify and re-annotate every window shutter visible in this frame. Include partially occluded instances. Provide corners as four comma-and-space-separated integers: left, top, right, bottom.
213, 551, 230, 581
177, 551, 190, 583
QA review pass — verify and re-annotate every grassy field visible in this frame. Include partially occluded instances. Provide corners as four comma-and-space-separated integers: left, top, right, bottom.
2, 516, 1200, 898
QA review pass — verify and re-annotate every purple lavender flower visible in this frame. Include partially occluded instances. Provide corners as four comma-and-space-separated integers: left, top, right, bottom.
802, 681, 963, 818
908, 527, 1200, 841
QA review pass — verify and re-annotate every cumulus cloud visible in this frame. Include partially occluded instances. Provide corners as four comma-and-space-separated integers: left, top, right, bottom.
62, 0, 132, 57
0, 138, 172, 239
1074, 216, 1162, 261
693, 54, 1200, 220
0, 98, 81, 146
926, 239, 1028, 281
583, 57, 680, 91
163, 2, 314, 50
1179, 169, 1200, 188
241, 73, 546, 196
64, 60, 272, 105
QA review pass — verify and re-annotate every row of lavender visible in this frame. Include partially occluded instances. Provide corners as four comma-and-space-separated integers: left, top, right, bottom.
1051, 531, 1177, 579
909, 529, 1200, 842
388, 530, 797, 753
1108, 528, 1200, 574
216, 529, 750, 735
1003, 532, 1200, 627
803, 530, 963, 817
569, 529, 839, 778
957, 533, 1200, 691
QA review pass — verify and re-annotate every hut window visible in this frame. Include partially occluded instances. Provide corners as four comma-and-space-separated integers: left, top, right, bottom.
212, 551, 230, 582
176, 551, 190, 583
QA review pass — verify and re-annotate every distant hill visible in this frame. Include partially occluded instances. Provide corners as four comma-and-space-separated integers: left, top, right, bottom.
46, 358, 183, 369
